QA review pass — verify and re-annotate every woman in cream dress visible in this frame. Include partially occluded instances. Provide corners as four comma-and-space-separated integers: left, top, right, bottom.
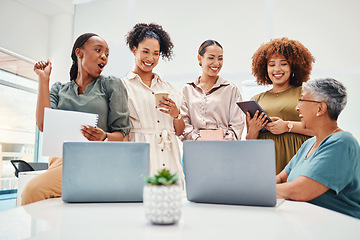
122, 23, 185, 184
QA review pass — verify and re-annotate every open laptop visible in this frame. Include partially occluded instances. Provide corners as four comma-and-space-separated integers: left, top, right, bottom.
62, 142, 149, 203
183, 140, 277, 207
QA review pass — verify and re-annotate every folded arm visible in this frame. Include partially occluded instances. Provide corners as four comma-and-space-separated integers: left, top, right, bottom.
276, 175, 329, 201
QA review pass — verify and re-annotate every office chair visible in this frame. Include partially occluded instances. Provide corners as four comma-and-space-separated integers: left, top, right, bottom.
10, 160, 48, 178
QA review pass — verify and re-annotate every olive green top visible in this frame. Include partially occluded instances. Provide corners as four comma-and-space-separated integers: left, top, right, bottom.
50, 75, 131, 136
251, 86, 310, 174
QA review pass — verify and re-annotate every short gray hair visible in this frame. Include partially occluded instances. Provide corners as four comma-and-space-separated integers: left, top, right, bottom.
302, 78, 347, 120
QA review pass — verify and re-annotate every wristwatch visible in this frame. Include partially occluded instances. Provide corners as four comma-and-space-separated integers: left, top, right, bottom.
287, 121, 293, 132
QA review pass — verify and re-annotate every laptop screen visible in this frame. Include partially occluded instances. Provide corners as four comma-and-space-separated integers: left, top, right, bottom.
183, 140, 276, 207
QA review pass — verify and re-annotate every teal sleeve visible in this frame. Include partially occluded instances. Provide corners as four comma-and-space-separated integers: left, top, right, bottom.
49, 82, 62, 109
104, 76, 131, 136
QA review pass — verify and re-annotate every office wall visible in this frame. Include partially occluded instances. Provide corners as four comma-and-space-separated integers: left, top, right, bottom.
73, 0, 269, 89
2, 0, 358, 141
73, 0, 360, 141
0, 0, 50, 61
0, 0, 73, 84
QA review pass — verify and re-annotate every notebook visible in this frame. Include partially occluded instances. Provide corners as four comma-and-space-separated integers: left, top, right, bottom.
62, 142, 150, 203
42, 108, 99, 157
183, 140, 277, 207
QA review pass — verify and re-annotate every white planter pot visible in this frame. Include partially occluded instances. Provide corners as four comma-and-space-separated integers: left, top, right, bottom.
143, 185, 182, 225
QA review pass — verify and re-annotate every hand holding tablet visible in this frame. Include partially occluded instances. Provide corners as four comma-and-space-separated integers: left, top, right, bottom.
236, 100, 271, 132
236, 100, 272, 122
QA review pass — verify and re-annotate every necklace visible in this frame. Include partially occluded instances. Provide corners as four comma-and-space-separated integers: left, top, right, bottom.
331, 127, 341, 134
142, 79, 152, 87
199, 76, 218, 92
313, 127, 341, 149
200, 81, 214, 92
269, 90, 283, 97
269, 86, 292, 97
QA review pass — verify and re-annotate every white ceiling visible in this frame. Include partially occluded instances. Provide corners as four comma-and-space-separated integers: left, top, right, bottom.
14, 0, 75, 16
14, 0, 109, 16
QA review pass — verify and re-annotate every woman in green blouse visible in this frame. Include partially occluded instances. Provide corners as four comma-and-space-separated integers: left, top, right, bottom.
246, 37, 315, 174
22, 33, 131, 205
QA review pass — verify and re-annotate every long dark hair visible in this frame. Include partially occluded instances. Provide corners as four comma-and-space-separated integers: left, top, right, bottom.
198, 40, 223, 56
69, 33, 98, 81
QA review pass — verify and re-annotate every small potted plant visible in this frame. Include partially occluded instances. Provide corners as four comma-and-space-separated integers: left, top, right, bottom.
143, 169, 182, 225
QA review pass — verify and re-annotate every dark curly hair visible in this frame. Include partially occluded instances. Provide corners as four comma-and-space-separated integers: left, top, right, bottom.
252, 37, 315, 86
125, 23, 174, 60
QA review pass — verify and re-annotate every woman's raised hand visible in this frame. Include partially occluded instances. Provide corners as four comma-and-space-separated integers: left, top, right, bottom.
34, 60, 52, 80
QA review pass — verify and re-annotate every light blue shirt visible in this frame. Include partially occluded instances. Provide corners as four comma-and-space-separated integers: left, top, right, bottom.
285, 131, 360, 218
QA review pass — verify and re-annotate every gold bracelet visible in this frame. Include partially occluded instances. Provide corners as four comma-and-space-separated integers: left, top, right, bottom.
103, 133, 108, 141
173, 113, 182, 120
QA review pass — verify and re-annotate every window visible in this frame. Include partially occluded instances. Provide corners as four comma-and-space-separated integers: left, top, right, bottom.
0, 49, 39, 192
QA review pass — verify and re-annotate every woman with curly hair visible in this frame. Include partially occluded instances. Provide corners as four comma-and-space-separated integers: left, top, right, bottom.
246, 37, 315, 174
122, 23, 185, 184
180, 40, 244, 141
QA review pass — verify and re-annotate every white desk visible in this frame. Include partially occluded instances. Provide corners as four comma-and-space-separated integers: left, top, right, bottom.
0, 198, 359, 240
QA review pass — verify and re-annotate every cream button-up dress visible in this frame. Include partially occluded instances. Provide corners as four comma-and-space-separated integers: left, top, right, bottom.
122, 72, 184, 184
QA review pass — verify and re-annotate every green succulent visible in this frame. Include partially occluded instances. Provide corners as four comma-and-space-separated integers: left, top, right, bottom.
146, 169, 178, 186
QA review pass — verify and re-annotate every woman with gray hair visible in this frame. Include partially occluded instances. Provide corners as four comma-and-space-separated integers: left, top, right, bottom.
276, 78, 360, 218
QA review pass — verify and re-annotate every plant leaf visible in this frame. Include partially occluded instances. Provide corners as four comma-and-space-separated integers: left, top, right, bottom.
145, 168, 178, 185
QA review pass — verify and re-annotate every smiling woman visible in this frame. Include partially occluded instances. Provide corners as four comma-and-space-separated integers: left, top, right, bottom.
179, 40, 245, 141
21, 33, 131, 205
276, 78, 360, 219
246, 37, 316, 174
121, 23, 185, 186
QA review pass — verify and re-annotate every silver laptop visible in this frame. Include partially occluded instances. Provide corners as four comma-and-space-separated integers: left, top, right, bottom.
183, 140, 277, 207
62, 142, 150, 203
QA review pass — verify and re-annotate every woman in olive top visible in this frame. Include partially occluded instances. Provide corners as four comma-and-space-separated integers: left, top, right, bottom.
21, 33, 130, 205
247, 37, 315, 174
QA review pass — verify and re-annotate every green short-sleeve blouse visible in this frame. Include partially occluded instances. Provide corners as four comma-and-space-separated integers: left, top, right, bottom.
49, 75, 130, 136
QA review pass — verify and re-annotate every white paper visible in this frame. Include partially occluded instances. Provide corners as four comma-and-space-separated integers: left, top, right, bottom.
42, 108, 98, 157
